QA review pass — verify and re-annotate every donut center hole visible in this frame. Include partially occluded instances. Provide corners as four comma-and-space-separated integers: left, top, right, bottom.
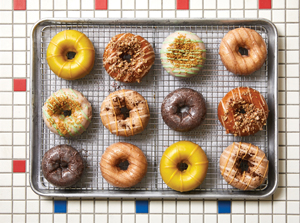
177, 106, 189, 114
118, 160, 129, 170
238, 47, 248, 56
120, 106, 130, 120
240, 160, 249, 172
238, 108, 246, 114
177, 162, 188, 172
67, 51, 76, 60
122, 54, 132, 63
63, 110, 72, 117
60, 161, 68, 168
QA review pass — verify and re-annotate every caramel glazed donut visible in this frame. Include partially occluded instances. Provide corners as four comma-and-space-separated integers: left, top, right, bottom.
219, 28, 267, 75
100, 89, 150, 136
42, 88, 92, 137
100, 142, 148, 188
103, 33, 155, 83
220, 142, 269, 190
42, 145, 84, 187
218, 87, 269, 136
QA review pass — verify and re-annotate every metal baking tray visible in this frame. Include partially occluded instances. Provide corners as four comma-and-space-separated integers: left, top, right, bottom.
30, 18, 278, 199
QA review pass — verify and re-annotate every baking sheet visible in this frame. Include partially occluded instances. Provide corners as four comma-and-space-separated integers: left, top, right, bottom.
30, 19, 278, 198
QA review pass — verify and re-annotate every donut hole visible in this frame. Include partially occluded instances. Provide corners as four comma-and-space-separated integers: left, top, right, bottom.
177, 162, 188, 172
120, 106, 130, 120
238, 47, 248, 56
122, 53, 132, 63
118, 160, 129, 170
178, 105, 190, 114
60, 161, 68, 168
240, 160, 249, 172
63, 110, 72, 117
238, 108, 246, 114
67, 51, 76, 60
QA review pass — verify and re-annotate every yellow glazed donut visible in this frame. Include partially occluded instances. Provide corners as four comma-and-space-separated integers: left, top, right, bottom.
160, 141, 209, 192
46, 30, 95, 80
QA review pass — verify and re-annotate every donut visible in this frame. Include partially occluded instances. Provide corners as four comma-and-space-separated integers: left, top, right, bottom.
103, 33, 155, 83
100, 142, 148, 188
219, 142, 269, 190
42, 88, 92, 137
160, 141, 209, 192
160, 31, 206, 78
218, 87, 269, 136
219, 28, 267, 75
46, 30, 95, 80
100, 89, 150, 136
42, 145, 84, 187
161, 88, 206, 132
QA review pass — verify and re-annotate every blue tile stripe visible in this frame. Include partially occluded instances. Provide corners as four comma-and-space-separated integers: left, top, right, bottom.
218, 200, 231, 213
54, 200, 67, 213
136, 200, 148, 213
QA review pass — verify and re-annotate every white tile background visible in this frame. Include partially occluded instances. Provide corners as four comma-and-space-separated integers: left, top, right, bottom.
0, 0, 299, 222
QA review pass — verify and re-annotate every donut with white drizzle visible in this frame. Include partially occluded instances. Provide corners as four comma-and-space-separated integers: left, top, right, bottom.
103, 33, 155, 83
218, 87, 269, 136
160, 31, 206, 78
219, 142, 269, 190
100, 89, 150, 137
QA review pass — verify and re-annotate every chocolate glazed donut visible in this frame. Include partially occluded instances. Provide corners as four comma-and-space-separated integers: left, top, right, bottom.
161, 88, 206, 132
42, 145, 84, 187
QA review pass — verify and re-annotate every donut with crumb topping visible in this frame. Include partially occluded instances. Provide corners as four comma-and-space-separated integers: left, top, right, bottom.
42, 88, 92, 137
103, 33, 155, 83
218, 87, 269, 136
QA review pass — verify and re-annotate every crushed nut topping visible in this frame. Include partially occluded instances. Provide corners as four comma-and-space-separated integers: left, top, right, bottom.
223, 97, 267, 135
166, 34, 205, 68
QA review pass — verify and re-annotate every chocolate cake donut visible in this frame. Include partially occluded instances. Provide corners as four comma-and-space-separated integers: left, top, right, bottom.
42, 145, 84, 187
161, 88, 206, 132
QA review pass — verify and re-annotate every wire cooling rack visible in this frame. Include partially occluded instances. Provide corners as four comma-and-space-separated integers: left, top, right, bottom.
30, 19, 278, 198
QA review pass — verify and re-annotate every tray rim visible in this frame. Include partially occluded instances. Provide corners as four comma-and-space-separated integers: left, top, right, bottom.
30, 18, 278, 199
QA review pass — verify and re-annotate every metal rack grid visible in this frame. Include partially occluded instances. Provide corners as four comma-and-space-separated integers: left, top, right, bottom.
38, 22, 269, 193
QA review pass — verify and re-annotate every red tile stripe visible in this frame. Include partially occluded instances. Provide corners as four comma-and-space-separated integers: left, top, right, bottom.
259, 0, 271, 9
95, 0, 107, 10
177, 0, 189, 10
14, 79, 26, 91
13, 160, 26, 173
14, 0, 26, 10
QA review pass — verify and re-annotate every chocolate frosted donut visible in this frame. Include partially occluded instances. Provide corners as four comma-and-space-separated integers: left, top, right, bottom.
42, 145, 84, 187
161, 88, 206, 132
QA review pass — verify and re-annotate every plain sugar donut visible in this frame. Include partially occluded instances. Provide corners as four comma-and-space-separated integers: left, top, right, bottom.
219, 142, 269, 190
219, 28, 267, 75
100, 142, 148, 188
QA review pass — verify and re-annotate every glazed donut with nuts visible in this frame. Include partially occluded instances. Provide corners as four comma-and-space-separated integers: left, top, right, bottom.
218, 87, 269, 136
103, 33, 155, 83
100, 89, 150, 137
220, 142, 269, 190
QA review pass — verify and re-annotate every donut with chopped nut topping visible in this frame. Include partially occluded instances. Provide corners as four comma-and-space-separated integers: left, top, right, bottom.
218, 87, 269, 136
103, 33, 155, 83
